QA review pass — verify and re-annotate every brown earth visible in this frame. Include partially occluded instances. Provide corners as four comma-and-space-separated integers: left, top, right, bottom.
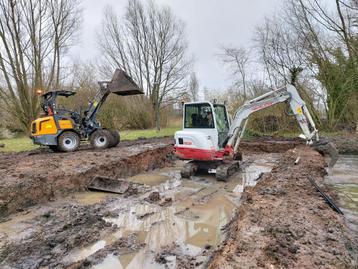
0, 137, 302, 219
240, 137, 304, 154
0, 137, 357, 268
0, 138, 174, 218
208, 146, 358, 269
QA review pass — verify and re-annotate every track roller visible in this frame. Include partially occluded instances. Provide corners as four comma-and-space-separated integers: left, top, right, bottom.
216, 161, 240, 181
180, 161, 199, 178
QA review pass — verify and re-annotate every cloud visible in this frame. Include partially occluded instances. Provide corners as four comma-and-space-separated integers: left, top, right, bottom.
70, 0, 281, 90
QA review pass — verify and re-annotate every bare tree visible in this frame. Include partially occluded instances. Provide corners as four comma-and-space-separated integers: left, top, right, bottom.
98, 0, 192, 131
219, 46, 250, 99
287, 0, 358, 129
0, 0, 81, 131
188, 72, 199, 101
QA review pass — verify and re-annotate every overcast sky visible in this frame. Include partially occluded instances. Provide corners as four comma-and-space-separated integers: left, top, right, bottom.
70, 0, 282, 90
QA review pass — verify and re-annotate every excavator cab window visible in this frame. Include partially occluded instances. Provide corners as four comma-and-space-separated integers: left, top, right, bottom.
214, 104, 230, 147
184, 103, 215, 128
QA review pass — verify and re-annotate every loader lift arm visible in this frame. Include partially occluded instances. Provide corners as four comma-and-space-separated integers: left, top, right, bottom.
81, 82, 111, 135
224, 85, 319, 157
80, 69, 143, 137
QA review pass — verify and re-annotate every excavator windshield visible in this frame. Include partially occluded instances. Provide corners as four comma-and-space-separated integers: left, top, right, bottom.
184, 103, 215, 128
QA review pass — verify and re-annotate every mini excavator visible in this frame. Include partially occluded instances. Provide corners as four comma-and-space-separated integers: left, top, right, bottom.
174, 84, 337, 180
30, 69, 142, 152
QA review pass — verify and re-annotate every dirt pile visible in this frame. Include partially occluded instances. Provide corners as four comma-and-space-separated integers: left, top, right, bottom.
208, 146, 358, 269
239, 137, 304, 154
0, 138, 173, 218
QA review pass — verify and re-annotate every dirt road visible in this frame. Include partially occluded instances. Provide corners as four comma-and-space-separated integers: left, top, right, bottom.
0, 137, 357, 268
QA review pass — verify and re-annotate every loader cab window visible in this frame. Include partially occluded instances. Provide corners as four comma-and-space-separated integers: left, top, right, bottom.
184, 103, 215, 128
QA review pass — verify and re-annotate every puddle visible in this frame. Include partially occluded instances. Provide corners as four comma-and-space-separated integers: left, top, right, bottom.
0, 211, 37, 242
233, 153, 280, 193
63, 154, 280, 268
128, 173, 170, 186
72, 192, 114, 205
326, 155, 358, 233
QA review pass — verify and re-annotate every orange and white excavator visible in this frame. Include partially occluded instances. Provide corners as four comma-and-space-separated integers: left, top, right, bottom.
174, 84, 334, 181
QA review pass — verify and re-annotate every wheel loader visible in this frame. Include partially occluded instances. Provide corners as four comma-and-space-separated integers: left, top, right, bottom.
174, 84, 338, 180
30, 69, 142, 152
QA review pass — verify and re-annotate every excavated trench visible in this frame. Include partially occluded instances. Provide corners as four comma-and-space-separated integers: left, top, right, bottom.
0, 137, 357, 269
0, 138, 173, 218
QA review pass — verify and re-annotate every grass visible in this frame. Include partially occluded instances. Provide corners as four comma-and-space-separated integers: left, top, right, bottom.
2, 123, 345, 153
0, 126, 181, 153
120, 126, 180, 140
0, 136, 39, 152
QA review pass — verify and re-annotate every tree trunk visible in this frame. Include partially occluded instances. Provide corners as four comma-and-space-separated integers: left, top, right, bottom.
155, 103, 161, 131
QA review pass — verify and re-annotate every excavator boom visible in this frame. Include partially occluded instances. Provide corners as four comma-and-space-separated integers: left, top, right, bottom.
224, 85, 319, 157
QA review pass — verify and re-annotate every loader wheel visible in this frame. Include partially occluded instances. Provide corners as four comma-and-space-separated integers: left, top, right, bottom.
90, 129, 113, 149
109, 130, 120, 147
58, 131, 80, 152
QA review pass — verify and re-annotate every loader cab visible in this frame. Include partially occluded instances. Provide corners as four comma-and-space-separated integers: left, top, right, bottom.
183, 102, 230, 148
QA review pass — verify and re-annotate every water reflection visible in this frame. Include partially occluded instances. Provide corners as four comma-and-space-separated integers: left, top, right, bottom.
66, 155, 279, 269
326, 155, 358, 233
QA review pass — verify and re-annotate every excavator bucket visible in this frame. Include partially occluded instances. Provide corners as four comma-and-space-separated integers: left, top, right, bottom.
88, 176, 134, 194
107, 69, 143, 96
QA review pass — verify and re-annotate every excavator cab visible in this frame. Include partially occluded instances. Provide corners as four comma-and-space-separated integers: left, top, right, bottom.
175, 102, 230, 161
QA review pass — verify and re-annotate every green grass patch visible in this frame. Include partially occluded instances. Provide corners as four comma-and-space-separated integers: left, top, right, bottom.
0, 127, 181, 152
0, 136, 38, 152
120, 126, 180, 140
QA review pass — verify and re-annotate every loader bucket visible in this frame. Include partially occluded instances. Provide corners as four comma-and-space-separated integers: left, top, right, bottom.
107, 69, 143, 96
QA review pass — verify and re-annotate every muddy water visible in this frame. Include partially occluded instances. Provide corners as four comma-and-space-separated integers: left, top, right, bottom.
326, 155, 358, 233
64, 154, 280, 269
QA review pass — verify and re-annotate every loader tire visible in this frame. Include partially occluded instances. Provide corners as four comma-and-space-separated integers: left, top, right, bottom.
57, 131, 80, 152
109, 130, 120, 148
90, 129, 113, 149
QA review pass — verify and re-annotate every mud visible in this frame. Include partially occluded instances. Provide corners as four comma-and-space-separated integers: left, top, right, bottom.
208, 146, 358, 269
0, 150, 279, 269
1, 137, 357, 269
239, 137, 304, 154
0, 138, 173, 218
0, 136, 298, 219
